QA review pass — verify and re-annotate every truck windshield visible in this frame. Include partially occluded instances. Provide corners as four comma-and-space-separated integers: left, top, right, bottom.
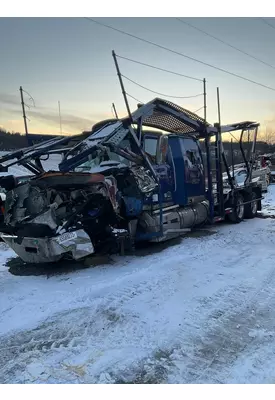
75, 148, 130, 172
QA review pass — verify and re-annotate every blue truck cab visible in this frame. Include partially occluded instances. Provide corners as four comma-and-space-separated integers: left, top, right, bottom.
142, 131, 206, 208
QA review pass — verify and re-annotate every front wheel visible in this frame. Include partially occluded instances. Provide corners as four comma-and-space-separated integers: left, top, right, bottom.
228, 193, 245, 223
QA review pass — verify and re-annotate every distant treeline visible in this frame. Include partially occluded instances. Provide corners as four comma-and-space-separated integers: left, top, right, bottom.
200, 140, 275, 167
0, 129, 29, 150
1, 128, 275, 156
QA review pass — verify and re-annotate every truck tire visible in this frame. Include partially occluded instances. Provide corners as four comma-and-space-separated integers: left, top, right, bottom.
228, 193, 245, 223
244, 191, 258, 219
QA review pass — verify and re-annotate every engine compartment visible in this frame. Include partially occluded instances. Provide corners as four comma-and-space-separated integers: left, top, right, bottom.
1, 162, 157, 257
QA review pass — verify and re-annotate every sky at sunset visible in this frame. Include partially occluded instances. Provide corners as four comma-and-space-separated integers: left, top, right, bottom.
1, 17, 275, 136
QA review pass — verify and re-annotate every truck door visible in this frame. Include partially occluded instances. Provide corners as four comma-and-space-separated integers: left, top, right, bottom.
143, 134, 175, 202
180, 137, 205, 203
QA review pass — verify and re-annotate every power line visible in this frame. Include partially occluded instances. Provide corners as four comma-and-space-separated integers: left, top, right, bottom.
193, 106, 204, 113
122, 74, 203, 99
260, 18, 275, 31
176, 18, 275, 71
126, 92, 144, 104
84, 17, 275, 92
116, 54, 202, 82
229, 132, 239, 142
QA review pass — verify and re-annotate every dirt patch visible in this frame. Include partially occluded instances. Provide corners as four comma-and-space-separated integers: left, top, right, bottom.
0, 305, 125, 383
114, 348, 175, 384
4, 229, 217, 275
134, 229, 216, 257
257, 213, 275, 219
5, 255, 113, 278
185, 229, 217, 239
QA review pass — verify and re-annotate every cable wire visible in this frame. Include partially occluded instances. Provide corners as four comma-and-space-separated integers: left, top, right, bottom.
229, 132, 239, 142
116, 54, 202, 82
84, 17, 275, 92
176, 18, 275, 70
22, 89, 36, 108
122, 75, 203, 99
125, 92, 144, 104
260, 18, 275, 31
193, 106, 204, 113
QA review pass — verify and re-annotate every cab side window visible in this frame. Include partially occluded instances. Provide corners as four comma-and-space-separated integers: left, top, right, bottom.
180, 138, 203, 183
144, 137, 158, 158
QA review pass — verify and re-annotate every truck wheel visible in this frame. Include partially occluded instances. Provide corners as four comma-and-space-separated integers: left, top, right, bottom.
228, 194, 244, 223
244, 191, 258, 219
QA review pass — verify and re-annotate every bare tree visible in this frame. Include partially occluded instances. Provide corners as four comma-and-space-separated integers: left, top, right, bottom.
265, 126, 275, 145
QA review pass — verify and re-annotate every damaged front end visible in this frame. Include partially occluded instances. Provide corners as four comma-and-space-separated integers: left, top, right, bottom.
1, 172, 115, 263
2, 230, 94, 264
0, 121, 158, 263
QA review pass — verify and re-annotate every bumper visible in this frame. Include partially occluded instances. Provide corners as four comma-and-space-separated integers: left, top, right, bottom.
0, 229, 94, 263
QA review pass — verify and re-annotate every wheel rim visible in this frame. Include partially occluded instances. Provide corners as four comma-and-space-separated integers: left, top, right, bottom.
236, 198, 244, 219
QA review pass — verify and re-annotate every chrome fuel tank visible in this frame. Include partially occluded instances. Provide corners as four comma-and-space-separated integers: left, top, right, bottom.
138, 202, 209, 242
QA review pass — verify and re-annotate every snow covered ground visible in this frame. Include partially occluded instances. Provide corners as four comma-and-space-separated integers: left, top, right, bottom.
1, 186, 275, 383
260, 187, 275, 218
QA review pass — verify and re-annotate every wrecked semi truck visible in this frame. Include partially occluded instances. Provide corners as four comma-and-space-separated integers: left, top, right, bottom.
0, 98, 262, 264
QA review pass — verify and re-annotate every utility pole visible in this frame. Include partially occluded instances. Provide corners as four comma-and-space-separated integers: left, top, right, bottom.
216, 87, 225, 219
112, 50, 133, 123
19, 86, 29, 145
203, 78, 207, 122
58, 100, 63, 135
203, 78, 214, 221
112, 102, 119, 119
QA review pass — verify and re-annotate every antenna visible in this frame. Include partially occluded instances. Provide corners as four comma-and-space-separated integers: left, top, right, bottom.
58, 101, 63, 135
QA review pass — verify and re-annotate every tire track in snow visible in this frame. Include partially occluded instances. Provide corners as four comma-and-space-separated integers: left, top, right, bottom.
107, 249, 275, 384
0, 258, 191, 383
1, 219, 275, 383
0, 232, 233, 383
157, 254, 275, 383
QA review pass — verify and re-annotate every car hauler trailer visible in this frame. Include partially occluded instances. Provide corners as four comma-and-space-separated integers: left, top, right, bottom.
0, 98, 262, 263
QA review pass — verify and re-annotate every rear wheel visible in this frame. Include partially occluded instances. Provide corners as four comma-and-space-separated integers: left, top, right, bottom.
228, 193, 245, 223
244, 191, 258, 219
